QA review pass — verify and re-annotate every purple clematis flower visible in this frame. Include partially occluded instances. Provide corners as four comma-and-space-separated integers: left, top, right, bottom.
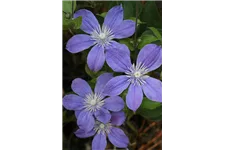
66, 5, 135, 72
75, 111, 129, 150
63, 73, 125, 132
103, 44, 162, 111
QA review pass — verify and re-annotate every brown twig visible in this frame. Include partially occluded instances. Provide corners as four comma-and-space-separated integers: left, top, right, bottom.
138, 130, 162, 150
147, 140, 162, 150
138, 120, 146, 133
139, 122, 157, 137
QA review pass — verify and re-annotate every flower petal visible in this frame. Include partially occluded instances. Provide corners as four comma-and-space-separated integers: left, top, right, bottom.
95, 73, 113, 94
87, 45, 105, 72
71, 78, 92, 97
104, 5, 123, 31
137, 44, 162, 71
142, 77, 162, 102
108, 127, 129, 148
74, 9, 100, 34
92, 133, 107, 150
106, 41, 130, 55
126, 84, 143, 111
77, 111, 95, 132
66, 34, 95, 53
94, 108, 111, 124
113, 20, 135, 39
74, 129, 95, 138
103, 75, 130, 96
63, 94, 84, 111
111, 111, 126, 126
75, 110, 81, 118
104, 96, 124, 112
105, 44, 132, 72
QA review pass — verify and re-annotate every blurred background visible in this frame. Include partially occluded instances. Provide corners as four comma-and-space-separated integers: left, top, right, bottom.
63, 1, 162, 150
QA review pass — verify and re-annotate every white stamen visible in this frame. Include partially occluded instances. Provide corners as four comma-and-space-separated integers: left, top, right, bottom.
91, 25, 114, 47
125, 62, 149, 86
83, 93, 104, 112
94, 121, 112, 135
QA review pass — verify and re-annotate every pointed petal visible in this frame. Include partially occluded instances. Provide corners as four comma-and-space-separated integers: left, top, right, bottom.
108, 127, 129, 148
126, 84, 143, 111
74, 129, 95, 138
87, 45, 105, 72
74, 9, 100, 34
92, 133, 107, 150
104, 5, 123, 31
63, 94, 84, 111
94, 108, 111, 124
71, 78, 92, 97
113, 20, 135, 39
105, 43, 131, 72
111, 111, 126, 126
77, 111, 95, 132
66, 34, 95, 53
106, 41, 130, 55
137, 44, 162, 71
103, 76, 130, 96
104, 96, 124, 112
142, 77, 162, 102
75, 110, 81, 118
95, 73, 113, 94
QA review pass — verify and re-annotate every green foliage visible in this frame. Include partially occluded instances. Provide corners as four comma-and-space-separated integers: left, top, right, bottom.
138, 31, 159, 49
63, 1, 81, 31
119, 38, 134, 51
136, 98, 162, 121
149, 27, 162, 42
123, 1, 143, 20
140, 1, 162, 28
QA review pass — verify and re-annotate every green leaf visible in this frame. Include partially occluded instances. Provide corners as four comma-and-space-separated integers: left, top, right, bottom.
149, 27, 162, 41
129, 17, 146, 25
62, 0, 73, 14
136, 98, 162, 120
119, 38, 134, 51
71, 16, 82, 29
122, 1, 142, 19
122, 1, 135, 19
85, 64, 96, 78
73, 0, 77, 12
138, 31, 158, 49
63, 13, 71, 30
140, 1, 162, 28
88, 78, 96, 89
97, 12, 107, 18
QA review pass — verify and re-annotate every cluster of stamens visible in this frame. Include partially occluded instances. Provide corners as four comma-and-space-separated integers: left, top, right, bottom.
125, 63, 149, 86
94, 121, 112, 135
83, 93, 105, 112
91, 25, 114, 47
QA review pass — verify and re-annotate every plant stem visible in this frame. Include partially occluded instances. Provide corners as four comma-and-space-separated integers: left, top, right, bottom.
134, 1, 139, 59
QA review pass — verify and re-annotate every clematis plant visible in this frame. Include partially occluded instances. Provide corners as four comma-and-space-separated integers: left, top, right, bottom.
63, 1, 163, 149
75, 111, 129, 150
63, 73, 125, 132
66, 5, 135, 72
103, 44, 162, 111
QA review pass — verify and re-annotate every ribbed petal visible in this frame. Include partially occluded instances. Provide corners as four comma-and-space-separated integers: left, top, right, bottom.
94, 108, 111, 124
111, 111, 126, 126
63, 94, 84, 111
77, 111, 95, 132
75, 110, 81, 118
92, 133, 107, 150
113, 20, 135, 39
103, 96, 124, 112
74, 129, 95, 138
106, 41, 130, 55
126, 84, 143, 111
71, 78, 92, 98
108, 127, 129, 148
95, 73, 113, 94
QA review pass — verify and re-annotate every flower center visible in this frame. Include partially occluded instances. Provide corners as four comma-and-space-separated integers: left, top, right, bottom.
134, 71, 141, 78
91, 25, 114, 47
99, 33, 106, 39
94, 121, 112, 135
90, 99, 97, 105
99, 123, 105, 129
83, 93, 105, 112
125, 63, 149, 86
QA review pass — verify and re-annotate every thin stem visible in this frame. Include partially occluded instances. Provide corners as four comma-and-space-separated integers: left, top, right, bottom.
134, 1, 139, 59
